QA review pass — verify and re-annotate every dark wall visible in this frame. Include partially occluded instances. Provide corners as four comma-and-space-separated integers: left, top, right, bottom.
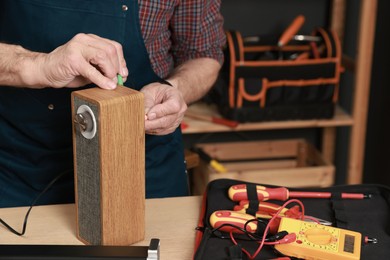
221, 0, 329, 36
363, 0, 390, 185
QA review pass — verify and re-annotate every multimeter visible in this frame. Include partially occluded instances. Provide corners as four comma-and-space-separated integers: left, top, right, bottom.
275, 218, 361, 260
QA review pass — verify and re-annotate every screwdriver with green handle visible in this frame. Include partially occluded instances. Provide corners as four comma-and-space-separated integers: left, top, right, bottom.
228, 184, 371, 202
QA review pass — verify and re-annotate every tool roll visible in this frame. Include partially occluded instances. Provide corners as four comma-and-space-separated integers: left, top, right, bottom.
194, 179, 390, 259
208, 24, 343, 122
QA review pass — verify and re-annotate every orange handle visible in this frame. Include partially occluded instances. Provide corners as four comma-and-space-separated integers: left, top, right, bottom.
278, 15, 305, 47
210, 210, 280, 234
228, 184, 289, 202
209, 210, 257, 233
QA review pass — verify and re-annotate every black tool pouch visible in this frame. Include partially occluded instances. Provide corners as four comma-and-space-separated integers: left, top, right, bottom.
193, 179, 390, 260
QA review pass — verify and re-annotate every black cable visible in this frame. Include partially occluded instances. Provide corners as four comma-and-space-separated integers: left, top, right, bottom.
0, 169, 71, 236
211, 223, 249, 239
211, 218, 285, 242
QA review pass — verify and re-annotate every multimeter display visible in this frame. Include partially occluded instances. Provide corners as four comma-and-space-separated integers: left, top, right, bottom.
275, 218, 361, 260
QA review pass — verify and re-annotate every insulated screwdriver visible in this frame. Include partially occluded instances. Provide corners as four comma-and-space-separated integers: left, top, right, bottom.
228, 184, 371, 202
277, 15, 306, 47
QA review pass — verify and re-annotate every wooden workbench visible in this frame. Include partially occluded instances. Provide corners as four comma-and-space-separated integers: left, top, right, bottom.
0, 196, 202, 260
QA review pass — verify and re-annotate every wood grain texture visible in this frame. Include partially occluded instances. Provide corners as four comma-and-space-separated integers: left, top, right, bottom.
72, 86, 145, 245
183, 103, 353, 134
192, 139, 334, 195
0, 197, 202, 260
348, 0, 378, 184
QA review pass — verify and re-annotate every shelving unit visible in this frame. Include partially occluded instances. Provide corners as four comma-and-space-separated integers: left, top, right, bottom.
183, 103, 353, 134
182, 0, 377, 186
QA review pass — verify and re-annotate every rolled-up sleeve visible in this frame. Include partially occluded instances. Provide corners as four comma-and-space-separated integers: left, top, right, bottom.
170, 0, 226, 66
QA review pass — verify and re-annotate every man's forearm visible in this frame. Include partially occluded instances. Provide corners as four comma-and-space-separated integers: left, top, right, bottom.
0, 34, 128, 90
0, 43, 43, 87
166, 58, 221, 105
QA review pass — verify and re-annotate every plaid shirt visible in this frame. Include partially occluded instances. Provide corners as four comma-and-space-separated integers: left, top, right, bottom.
138, 0, 225, 78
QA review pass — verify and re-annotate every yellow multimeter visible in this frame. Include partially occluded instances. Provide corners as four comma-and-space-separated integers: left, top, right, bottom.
275, 218, 361, 260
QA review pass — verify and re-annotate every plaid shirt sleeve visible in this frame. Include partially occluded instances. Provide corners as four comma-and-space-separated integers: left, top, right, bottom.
138, 0, 225, 78
169, 0, 225, 66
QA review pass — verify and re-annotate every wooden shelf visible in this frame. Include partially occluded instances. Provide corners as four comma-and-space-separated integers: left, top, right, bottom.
184, 0, 377, 185
183, 102, 353, 134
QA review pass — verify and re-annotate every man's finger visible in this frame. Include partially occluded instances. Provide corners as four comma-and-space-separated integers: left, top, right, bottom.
76, 58, 117, 89
87, 34, 128, 77
146, 101, 181, 120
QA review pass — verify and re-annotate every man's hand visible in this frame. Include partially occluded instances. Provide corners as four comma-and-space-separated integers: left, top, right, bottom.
141, 58, 221, 136
0, 34, 128, 89
142, 82, 187, 135
40, 34, 128, 89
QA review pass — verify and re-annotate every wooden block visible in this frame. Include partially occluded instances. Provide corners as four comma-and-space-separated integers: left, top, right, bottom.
72, 86, 145, 245
184, 149, 200, 170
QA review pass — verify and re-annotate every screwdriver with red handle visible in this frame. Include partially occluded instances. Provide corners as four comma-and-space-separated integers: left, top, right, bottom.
228, 184, 371, 202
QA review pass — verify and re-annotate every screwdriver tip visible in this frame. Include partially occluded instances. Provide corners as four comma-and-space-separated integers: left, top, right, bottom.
364, 194, 373, 199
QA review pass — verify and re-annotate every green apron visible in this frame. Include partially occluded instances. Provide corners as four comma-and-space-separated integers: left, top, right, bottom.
0, 0, 188, 207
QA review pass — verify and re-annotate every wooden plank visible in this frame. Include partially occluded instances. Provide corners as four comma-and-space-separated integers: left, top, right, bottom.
330, 0, 347, 43
321, 127, 336, 163
191, 139, 335, 195
218, 160, 297, 172
191, 161, 210, 195
197, 139, 301, 161
183, 103, 353, 134
307, 142, 332, 167
208, 166, 334, 188
0, 197, 202, 260
184, 149, 200, 170
348, 0, 378, 184
296, 141, 308, 167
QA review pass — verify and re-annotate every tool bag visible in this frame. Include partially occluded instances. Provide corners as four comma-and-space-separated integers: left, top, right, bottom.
208, 27, 343, 122
193, 179, 390, 259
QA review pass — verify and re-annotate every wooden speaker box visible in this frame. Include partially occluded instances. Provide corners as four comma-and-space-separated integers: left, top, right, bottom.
71, 86, 145, 245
